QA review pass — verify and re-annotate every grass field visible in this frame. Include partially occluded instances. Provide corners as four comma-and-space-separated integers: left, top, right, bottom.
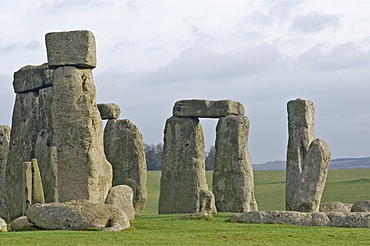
1, 169, 370, 245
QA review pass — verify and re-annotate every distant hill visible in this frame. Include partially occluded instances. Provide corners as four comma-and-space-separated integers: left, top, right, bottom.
253, 157, 370, 171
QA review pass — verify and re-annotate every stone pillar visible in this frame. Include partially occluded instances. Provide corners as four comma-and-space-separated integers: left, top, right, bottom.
286, 99, 315, 211
0, 125, 10, 220
31, 159, 45, 204
292, 139, 331, 212
159, 116, 209, 214
104, 119, 147, 215
7, 91, 39, 219
213, 115, 258, 212
52, 66, 112, 203
22, 162, 33, 215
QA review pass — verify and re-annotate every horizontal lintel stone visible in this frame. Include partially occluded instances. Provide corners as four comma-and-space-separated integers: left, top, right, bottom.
97, 103, 121, 119
13, 63, 53, 93
45, 30, 96, 69
173, 99, 245, 118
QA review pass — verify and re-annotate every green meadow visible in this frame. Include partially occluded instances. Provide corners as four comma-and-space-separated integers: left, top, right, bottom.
1, 169, 369, 245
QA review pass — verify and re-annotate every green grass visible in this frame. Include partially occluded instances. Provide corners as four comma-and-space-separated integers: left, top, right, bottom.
2, 169, 370, 245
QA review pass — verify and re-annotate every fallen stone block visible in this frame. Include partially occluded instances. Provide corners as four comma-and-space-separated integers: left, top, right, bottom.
0, 217, 7, 232
105, 185, 135, 220
328, 212, 370, 228
46, 30, 96, 68
351, 200, 370, 212
320, 202, 352, 213
173, 99, 245, 118
10, 216, 35, 231
97, 103, 121, 119
13, 63, 53, 93
26, 200, 130, 231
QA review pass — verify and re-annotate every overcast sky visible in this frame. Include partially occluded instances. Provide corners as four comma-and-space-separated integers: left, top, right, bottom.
1, 0, 369, 163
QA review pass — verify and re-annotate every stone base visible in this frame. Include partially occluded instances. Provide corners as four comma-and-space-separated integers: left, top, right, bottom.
230, 211, 370, 228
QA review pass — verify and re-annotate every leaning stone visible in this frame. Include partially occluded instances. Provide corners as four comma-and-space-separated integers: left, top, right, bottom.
45, 30, 96, 68
105, 185, 135, 220
52, 66, 112, 203
292, 139, 331, 212
213, 115, 258, 212
328, 212, 370, 228
199, 190, 217, 213
10, 216, 35, 231
22, 162, 33, 215
104, 119, 147, 215
13, 63, 53, 93
0, 125, 10, 220
0, 217, 7, 232
286, 99, 316, 211
230, 211, 330, 227
31, 159, 45, 204
320, 202, 351, 213
97, 103, 121, 119
7, 91, 39, 219
26, 200, 130, 231
159, 116, 209, 214
173, 99, 245, 118
351, 200, 370, 212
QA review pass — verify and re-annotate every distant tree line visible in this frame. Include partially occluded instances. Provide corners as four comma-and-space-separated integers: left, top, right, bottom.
144, 143, 215, 171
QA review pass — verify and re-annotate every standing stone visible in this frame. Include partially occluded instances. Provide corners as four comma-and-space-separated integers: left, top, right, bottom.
199, 190, 217, 213
34, 86, 58, 203
105, 185, 135, 220
0, 217, 7, 232
286, 99, 316, 211
292, 139, 331, 212
52, 66, 112, 203
159, 116, 209, 214
22, 162, 32, 215
104, 119, 147, 215
213, 115, 258, 212
45, 30, 97, 68
31, 159, 45, 204
0, 125, 10, 220
7, 91, 39, 219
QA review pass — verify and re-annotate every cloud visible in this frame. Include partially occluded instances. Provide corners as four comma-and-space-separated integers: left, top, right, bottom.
269, 0, 302, 20
0, 41, 41, 54
292, 11, 340, 34
298, 42, 370, 71
134, 44, 281, 85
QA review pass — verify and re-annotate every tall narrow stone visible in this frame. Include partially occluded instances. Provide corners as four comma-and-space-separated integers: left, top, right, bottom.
31, 159, 45, 204
0, 125, 10, 220
159, 116, 209, 214
286, 99, 315, 211
213, 115, 258, 212
22, 162, 32, 215
52, 66, 112, 203
7, 91, 39, 219
292, 139, 331, 212
104, 119, 147, 215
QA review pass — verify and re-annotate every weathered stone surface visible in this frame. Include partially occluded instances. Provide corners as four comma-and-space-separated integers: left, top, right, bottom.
292, 139, 330, 212
0, 217, 7, 232
34, 86, 58, 203
230, 211, 330, 227
159, 116, 209, 214
351, 200, 370, 212
46, 30, 96, 68
320, 202, 352, 213
97, 103, 121, 119
327, 212, 370, 228
105, 185, 135, 220
286, 99, 316, 211
199, 190, 217, 213
10, 216, 34, 231
213, 115, 258, 212
0, 125, 10, 220
104, 119, 147, 215
31, 159, 45, 204
13, 63, 53, 93
173, 100, 245, 118
22, 162, 33, 215
52, 66, 112, 203
7, 91, 39, 219
26, 200, 130, 231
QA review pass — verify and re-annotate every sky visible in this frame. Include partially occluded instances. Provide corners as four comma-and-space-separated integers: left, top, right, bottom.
0, 0, 369, 164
